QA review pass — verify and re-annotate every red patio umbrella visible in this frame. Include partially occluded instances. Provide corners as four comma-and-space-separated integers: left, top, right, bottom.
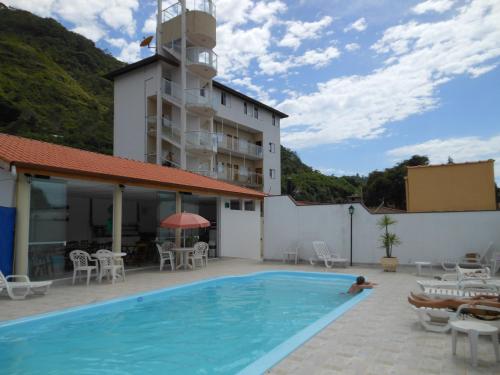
160, 212, 210, 247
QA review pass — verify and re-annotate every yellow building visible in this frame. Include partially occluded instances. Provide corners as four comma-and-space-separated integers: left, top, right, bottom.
405, 160, 497, 212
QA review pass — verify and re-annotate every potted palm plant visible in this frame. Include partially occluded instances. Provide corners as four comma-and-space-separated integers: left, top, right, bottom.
378, 215, 401, 272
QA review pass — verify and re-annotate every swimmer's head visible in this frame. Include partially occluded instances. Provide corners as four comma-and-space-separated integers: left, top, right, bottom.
356, 276, 365, 285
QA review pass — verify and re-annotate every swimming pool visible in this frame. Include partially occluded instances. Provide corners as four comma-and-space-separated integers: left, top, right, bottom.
0, 271, 371, 374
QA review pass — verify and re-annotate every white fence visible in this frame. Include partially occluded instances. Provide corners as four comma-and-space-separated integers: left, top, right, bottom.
263, 195, 500, 265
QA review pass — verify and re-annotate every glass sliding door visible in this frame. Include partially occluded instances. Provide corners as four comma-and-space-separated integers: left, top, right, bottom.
29, 178, 68, 280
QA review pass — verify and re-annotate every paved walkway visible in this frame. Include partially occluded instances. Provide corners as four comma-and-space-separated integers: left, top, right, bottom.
1, 259, 499, 374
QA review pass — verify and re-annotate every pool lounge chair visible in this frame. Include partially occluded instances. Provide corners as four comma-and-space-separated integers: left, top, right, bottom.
0, 271, 52, 300
413, 303, 500, 333
422, 286, 499, 299
310, 241, 348, 268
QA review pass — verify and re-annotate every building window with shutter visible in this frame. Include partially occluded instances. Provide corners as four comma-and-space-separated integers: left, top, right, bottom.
269, 142, 275, 153
243, 102, 248, 115
272, 113, 276, 126
269, 169, 276, 179
253, 105, 259, 119
221, 92, 227, 106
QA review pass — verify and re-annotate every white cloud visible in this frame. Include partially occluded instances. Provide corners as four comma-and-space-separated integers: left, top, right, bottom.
387, 135, 500, 180
278, 16, 333, 50
412, 0, 455, 15
344, 17, 367, 32
249, 0, 287, 24
142, 12, 157, 34
230, 77, 276, 105
106, 37, 128, 48
468, 64, 498, 78
258, 46, 341, 75
5, 0, 139, 41
117, 40, 141, 63
345, 43, 360, 52
3, 0, 55, 16
278, 0, 500, 149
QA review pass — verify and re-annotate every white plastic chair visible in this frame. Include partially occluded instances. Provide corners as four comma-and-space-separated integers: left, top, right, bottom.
189, 242, 208, 269
156, 242, 175, 271
310, 241, 348, 268
0, 271, 52, 300
69, 250, 98, 285
283, 242, 300, 264
95, 249, 125, 284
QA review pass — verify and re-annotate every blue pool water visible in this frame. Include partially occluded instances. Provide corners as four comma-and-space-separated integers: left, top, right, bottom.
0, 271, 370, 374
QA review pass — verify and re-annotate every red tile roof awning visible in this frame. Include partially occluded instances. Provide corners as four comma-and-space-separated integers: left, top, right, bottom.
0, 133, 265, 199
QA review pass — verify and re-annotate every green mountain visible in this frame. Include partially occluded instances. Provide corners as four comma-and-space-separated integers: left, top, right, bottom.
0, 5, 124, 154
281, 146, 365, 203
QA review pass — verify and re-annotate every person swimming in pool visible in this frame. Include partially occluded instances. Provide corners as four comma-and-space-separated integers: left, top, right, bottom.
347, 276, 377, 294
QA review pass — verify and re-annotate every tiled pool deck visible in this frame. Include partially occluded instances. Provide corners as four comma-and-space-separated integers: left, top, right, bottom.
1, 259, 499, 374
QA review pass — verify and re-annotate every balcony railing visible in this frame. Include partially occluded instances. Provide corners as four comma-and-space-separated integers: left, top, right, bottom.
216, 133, 263, 159
217, 170, 263, 186
185, 88, 213, 107
147, 116, 181, 145
188, 168, 216, 178
186, 47, 217, 71
185, 131, 217, 152
146, 153, 181, 169
162, 78, 182, 101
162, 0, 216, 22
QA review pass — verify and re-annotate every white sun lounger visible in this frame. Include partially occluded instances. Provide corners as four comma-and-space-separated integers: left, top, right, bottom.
422, 287, 499, 299
310, 241, 348, 268
413, 303, 500, 333
0, 271, 52, 300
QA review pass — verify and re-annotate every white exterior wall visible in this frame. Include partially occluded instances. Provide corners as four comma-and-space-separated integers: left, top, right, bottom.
0, 167, 15, 207
264, 195, 500, 265
114, 63, 158, 161
213, 86, 282, 195
219, 197, 261, 260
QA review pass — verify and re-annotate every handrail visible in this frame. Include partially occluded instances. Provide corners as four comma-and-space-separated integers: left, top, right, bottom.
185, 131, 217, 152
185, 88, 213, 107
216, 133, 263, 158
186, 47, 217, 71
147, 116, 181, 144
162, 78, 182, 101
162, 0, 216, 22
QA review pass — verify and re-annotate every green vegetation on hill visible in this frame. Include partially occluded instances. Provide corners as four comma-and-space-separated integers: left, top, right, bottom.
0, 5, 124, 154
281, 146, 365, 203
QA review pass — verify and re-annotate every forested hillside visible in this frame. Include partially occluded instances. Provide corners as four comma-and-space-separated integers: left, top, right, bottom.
0, 5, 124, 154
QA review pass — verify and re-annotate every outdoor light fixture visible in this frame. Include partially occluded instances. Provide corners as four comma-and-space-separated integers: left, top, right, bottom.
348, 205, 354, 266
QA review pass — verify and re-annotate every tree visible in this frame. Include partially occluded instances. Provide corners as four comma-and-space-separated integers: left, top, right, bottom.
363, 155, 429, 210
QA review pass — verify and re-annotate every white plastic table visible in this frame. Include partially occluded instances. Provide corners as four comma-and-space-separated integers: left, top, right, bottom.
172, 248, 194, 270
451, 320, 499, 367
415, 261, 433, 276
91, 252, 127, 281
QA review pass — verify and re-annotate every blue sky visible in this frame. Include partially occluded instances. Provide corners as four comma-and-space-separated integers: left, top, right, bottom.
5, 0, 500, 180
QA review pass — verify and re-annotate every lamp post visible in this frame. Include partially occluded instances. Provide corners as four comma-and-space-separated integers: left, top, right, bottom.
348, 205, 355, 266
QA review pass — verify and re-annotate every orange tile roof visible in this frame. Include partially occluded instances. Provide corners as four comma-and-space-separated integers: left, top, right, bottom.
0, 133, 265, 199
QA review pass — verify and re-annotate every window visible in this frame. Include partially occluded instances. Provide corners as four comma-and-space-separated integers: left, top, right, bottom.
269, 169, 276, 179
244, 200, 255, 211
272, 113, 276, 126
221, 91, 227, 106
230, 199, 241, 210
253, 105, 259, 119
269, 142, 275, 153
243, 102, 248, 115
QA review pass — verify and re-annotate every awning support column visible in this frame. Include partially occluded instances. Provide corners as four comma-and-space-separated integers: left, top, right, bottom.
112, 185, 123, 253
175, 192, 181, 247
13, 173, 31, 275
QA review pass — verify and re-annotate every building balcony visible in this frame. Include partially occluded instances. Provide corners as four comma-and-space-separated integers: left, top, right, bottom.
185, 88, 216, 117
186, 47, 217, 79
147, 116, 181, 145
217, 170, 263, 188
216, 133, 263, 160
162, 78, 183, 102
185, 131, 217, 154
188, 168, 217, 178
146, 153, 181, 169
161, 0, 216, 49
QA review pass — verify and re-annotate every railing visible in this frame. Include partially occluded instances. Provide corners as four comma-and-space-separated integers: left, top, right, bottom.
162, 78, 182, 101
162, 0, 216, 22
185, 131, 217, 152
146, 152, 181, 168
185, 88, 213, 108
188, 168, 216, 178
216, 133, 263, 158
217, 170, 263, 186
147, 116, 181, 144
186, 47, 217, 71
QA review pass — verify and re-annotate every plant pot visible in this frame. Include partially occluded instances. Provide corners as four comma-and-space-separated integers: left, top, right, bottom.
380, 257, 398, 272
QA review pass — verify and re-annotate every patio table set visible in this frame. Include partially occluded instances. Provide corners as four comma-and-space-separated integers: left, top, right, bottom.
69, 249, 126, 285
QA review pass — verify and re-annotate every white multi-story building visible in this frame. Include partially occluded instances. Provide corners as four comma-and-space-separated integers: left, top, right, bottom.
107, 0, 287, 195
